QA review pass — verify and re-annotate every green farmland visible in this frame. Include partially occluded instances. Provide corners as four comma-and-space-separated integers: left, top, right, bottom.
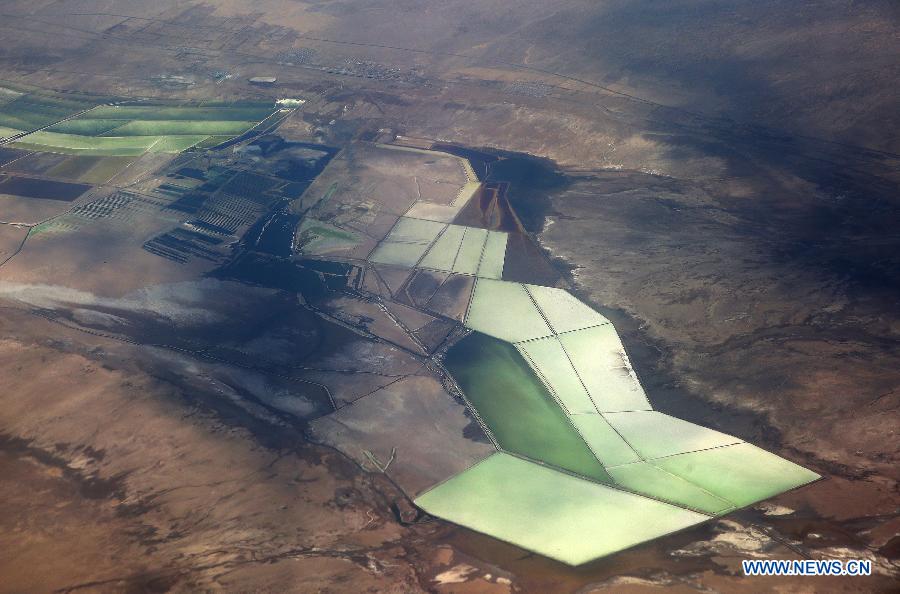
0, 83, 277, 157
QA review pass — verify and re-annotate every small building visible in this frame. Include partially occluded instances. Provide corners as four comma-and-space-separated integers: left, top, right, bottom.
248, 76, 277, 86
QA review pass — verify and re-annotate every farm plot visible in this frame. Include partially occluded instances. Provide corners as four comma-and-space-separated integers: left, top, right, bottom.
0, 85, 99, 132
6, 95, 276, 158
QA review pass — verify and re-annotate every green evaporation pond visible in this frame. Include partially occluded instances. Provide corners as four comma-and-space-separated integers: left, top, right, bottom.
603, 410, 741, 460
387, 217, 445, 244
608, 461, 734, 515
453, 226, 487, 275
570, 414, 641, 467
465, 278, 552, 342
369, 240, 431, 267
517, 337, 596, 414
477, 230, 507, 279
653, 443, 820, 508
415, 452, 709, 566
559, 324, 653, 412
525, 284, 610, 334
420, 224, 465, 271
444, 332, 612, 483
